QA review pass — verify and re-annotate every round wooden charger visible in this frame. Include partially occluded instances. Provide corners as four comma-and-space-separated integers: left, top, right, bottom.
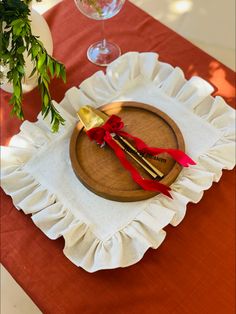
70, 102, 185, 202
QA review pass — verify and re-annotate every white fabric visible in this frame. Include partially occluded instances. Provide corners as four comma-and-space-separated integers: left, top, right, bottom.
1, 52, 235, 272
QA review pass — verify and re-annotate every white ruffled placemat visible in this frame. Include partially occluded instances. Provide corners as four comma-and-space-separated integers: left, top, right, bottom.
1, 52, 235, 272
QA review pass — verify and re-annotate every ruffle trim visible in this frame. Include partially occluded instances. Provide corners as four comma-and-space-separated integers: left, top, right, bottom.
1, 155, 172, 272
1, 52, 235, 272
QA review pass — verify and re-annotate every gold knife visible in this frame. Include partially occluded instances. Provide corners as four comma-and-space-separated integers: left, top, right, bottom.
90, 106, 164, 178
77, 106, 161, 179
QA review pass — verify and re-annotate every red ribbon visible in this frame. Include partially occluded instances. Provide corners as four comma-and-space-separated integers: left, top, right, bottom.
87, 115, 196, 198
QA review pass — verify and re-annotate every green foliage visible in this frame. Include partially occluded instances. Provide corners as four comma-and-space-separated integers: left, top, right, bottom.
0, 0, 66, 132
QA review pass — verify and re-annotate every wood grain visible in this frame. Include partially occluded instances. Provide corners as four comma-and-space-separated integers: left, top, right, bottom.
70, 101, 185, 202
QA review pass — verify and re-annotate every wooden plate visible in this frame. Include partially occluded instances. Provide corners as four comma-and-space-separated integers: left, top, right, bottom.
70, 101, 184, 202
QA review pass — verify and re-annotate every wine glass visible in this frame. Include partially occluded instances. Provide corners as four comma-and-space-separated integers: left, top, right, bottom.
74, 0, 126, 66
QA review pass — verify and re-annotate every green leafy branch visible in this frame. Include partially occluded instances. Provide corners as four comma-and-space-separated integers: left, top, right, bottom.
0, 0, 66, 132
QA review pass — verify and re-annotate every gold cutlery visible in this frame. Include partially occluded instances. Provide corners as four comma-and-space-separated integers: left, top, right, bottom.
77, 106, 164, 179
91, 106, 164, 178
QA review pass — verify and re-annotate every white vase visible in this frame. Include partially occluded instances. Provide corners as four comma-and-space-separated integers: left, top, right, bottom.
1, 8, 53, 93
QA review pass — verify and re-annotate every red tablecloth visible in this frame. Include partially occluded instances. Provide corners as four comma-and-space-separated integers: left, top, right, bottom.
1, 1, 235, 313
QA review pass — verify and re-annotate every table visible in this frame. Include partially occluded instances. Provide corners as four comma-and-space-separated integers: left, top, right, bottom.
1, 0, 235, 313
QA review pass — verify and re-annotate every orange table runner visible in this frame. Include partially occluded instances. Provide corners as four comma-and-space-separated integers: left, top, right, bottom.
1, 0, 235, 313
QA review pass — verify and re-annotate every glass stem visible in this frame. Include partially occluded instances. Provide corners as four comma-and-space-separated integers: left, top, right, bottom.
101, 20, 106, 50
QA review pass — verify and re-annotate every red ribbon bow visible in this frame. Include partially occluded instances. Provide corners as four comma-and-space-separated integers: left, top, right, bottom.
87, 115, 196, 198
